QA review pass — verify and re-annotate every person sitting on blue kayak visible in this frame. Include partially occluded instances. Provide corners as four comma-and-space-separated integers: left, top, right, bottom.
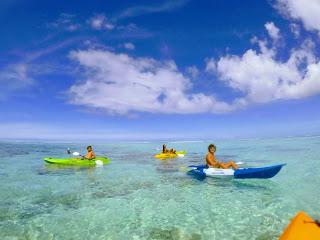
162, 144, 176, 154
206, 144, 238, 169
83, 146, 96, 160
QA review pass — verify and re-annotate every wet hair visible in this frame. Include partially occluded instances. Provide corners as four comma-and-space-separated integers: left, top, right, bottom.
87, 146, 92, 150
208, 144, 216, 151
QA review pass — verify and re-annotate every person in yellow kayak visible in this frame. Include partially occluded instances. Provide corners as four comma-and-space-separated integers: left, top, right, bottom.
162, 144, 176, 154
83, 146, 96, 160
206, 144, 238, 169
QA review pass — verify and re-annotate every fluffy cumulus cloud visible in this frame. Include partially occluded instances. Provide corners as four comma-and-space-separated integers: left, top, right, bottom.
88, 14, 114, 30
264, 22, 281, 42
68, 50, 236, 115
186, 65, 199, 78
205, 58, 216, 73
68, 20, 320, 116
215, 38, 320, 104
276, 0, 320, 32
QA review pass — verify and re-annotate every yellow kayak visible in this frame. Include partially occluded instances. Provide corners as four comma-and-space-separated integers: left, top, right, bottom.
280, 211, 320, 240
154, 151, 186, 159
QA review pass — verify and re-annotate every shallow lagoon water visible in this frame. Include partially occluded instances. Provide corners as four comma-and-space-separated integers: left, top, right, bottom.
0, 137, 320, 239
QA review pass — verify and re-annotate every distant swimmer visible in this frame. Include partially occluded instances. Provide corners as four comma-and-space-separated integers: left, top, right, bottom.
162, 144, 176, 154
206, 144, 238, 170
83, 146, 96, 160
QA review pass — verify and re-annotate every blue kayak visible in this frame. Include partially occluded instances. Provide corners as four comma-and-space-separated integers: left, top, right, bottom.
188, 164, 286, 179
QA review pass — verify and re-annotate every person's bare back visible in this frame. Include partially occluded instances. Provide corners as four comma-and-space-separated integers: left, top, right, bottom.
85, 146, 96, 160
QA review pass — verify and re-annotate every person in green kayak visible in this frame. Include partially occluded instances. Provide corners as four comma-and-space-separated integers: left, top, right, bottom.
162, 144, 176, 154
83, 146, 96, 160
206, 144, 238, 169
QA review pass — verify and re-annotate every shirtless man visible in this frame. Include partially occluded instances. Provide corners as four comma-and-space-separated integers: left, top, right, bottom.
162, 144, 168, 153
162, 144, 176, 154
84, 146, 96, 160
206, 144, 238, 169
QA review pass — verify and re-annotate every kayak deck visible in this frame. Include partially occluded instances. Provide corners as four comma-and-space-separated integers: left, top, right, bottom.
154, 151, 186, 159
234, 164, 285, 179
43, 156, 111, 166
280, 211, 320, 240
188, 164, 285, 179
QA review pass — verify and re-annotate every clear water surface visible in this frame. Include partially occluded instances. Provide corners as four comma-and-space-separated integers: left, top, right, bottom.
0, 137, 319, 239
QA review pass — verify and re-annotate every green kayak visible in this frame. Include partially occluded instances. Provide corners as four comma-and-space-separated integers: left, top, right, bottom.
43, 156, 111, 166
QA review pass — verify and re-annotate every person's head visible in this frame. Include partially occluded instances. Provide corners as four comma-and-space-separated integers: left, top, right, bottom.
208, 144, 216, 153
87, 146, 93, 152
162, 144, 167, 153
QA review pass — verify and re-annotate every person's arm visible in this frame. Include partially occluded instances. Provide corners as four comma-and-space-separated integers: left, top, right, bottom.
91, 151, 96, 159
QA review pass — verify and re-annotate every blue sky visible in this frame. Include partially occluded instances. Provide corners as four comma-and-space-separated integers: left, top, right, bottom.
1, 0, 320, 140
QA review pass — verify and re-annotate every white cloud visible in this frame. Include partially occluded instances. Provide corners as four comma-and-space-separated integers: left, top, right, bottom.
67, 24, 80, 31
0, 39, 80, 100
250, 36, 275, 57
116, 0, 189, 20
68, 19, 320, 116
205, 58, 216, 73
88, 14, 114, 30
264, 22, 280, 42
276, 0, 320, 32
215, 38, 320, 104
290, 23, 300, 38
68, 49, 235, 115
186, 65, 199, 78
47, 13, 80, 32
123, 42, 135, 50
0, 63, 34, 99
111, 23, 154, 39
1, 63, 32, 84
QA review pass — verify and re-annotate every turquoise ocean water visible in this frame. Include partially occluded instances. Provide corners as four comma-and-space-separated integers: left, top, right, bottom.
0, 136, 320, 239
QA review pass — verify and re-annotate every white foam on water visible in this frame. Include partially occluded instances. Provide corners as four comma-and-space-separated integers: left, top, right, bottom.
95, 160, 103, 166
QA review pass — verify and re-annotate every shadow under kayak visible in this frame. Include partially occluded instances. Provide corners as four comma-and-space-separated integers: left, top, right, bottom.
187, 164, 286, 179
43, 157, 111, 166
